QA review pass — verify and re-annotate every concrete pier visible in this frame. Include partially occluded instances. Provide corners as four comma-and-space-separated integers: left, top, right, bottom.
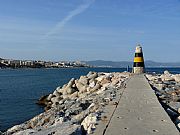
95, 75, 179, 135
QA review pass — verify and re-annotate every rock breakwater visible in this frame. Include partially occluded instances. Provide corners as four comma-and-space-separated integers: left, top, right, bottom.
146, 70, 180, 131
5, 71, 131, 135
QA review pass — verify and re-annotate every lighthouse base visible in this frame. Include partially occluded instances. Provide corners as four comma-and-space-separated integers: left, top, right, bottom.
133, 67, 145, 74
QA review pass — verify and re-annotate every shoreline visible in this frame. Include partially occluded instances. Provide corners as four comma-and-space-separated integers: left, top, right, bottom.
146, 71, 180, 130
4, 71, 131, 135
1, 70, 180, 134
0, 67, 93, 70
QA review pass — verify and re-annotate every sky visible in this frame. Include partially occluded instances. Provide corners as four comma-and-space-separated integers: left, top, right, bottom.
0, 0, 180, 62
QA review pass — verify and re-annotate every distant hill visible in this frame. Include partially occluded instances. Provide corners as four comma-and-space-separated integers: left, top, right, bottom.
85, 60, 132, 68
145, 60, 180, 67
85, 60, 180, 68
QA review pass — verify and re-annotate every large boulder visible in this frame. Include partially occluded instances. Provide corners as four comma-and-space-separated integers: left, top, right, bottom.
7, 124, 24, 134
96, 76, 105, 82
160, 70, 175, 81
55, 86, 61, 91
164, 70, 171, 75
37, 95, 49, 106
81, 113, 97, 134
78, 93, 88, 99
62, 78, 77, 95
160, 74, 175, 81
90, 83, 101, 93
112, 79, 119, 85
47, 94, 53, 101
78, 76, 89, 85
75, 80, 87, 93
146, 74, 158, 81
89, 81, 96, 88
87, 72, 98, 80
66, 87, 77, 95
57, 88, 64, 94
100, 78, 111, 85
68, 91, 78, 99
67, 78, 75, 87
154, 83, 166, 90
51, 97, 62, 104
173, 74, 180, 82
11, 129, 36, 135
53, 90, 61, 97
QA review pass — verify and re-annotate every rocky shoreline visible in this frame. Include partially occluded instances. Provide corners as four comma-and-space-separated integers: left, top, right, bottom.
3, 71, 131, 135
2, 70, 180, 135
146, 71, 180, 131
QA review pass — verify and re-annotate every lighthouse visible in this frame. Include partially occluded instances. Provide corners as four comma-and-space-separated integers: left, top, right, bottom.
133, 45, 145, 74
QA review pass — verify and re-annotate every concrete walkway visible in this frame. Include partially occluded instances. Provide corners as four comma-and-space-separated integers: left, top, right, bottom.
103, 75, 179, 135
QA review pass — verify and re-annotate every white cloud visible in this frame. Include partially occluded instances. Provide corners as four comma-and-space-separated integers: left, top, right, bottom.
44, 0, 95, 38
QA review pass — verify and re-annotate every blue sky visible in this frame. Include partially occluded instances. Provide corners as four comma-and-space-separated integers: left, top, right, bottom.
0, 0, 180, 62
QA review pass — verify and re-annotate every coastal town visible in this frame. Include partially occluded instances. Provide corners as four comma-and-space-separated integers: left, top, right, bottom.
0, 58, 91, 68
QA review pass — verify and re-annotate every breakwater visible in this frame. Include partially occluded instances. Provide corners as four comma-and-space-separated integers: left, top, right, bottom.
1, 69, 180, 135
5, 71, 131, 135
100, 74, 179, 135
0, 68, 126, 132
146, 71, 180, 130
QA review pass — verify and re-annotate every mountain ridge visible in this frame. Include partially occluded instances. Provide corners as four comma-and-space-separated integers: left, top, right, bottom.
85, 60, 180, 68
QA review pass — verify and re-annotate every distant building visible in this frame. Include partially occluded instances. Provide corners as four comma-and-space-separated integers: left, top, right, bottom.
24, 61, 34, 67
0, 58, 91, 68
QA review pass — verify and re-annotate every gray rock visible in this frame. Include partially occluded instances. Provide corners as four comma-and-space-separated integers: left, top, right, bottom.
68, 91, 78, 99
37, 95, 49, 105
66, 87, 77, 95
154, 83, 166, 90
51, 97, 62, 104
64, 100, 76, 109
164, 88, 170, 92
89, 81, 96, 88
164, 70, 170, 75
57, 88, 64, 94
62, 84, 67, 89
67, 78, 75, 87
87, 71, 93, 77
91, 83, 101, 92
12, 129, 36, 135
66, 107, 83, 116
53, 90, 61, 97
76, 81, 87, 93
59, 99, 65, 105
161, 74, 175, 81
57, 104, 65, 111
87, 72, 98, 80
89, 78, 97, 84
163, 81, 171, 85
81, 113, 97, 134
31, 122, 81, 135
7, 124, 24, 134
47, 94, 53, 101
174, 75, 180, 82
78, 76, 89, 85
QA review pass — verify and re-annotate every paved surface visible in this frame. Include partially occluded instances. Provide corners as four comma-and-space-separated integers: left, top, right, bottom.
102, 74, 179, 135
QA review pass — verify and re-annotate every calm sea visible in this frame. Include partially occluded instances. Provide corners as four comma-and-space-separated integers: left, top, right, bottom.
0, 67, 180, 131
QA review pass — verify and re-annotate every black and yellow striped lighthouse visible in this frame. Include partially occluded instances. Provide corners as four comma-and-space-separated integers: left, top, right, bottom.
133, 44, 145, 74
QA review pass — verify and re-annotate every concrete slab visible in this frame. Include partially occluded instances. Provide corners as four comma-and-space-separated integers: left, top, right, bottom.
103, 75, 179, 135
